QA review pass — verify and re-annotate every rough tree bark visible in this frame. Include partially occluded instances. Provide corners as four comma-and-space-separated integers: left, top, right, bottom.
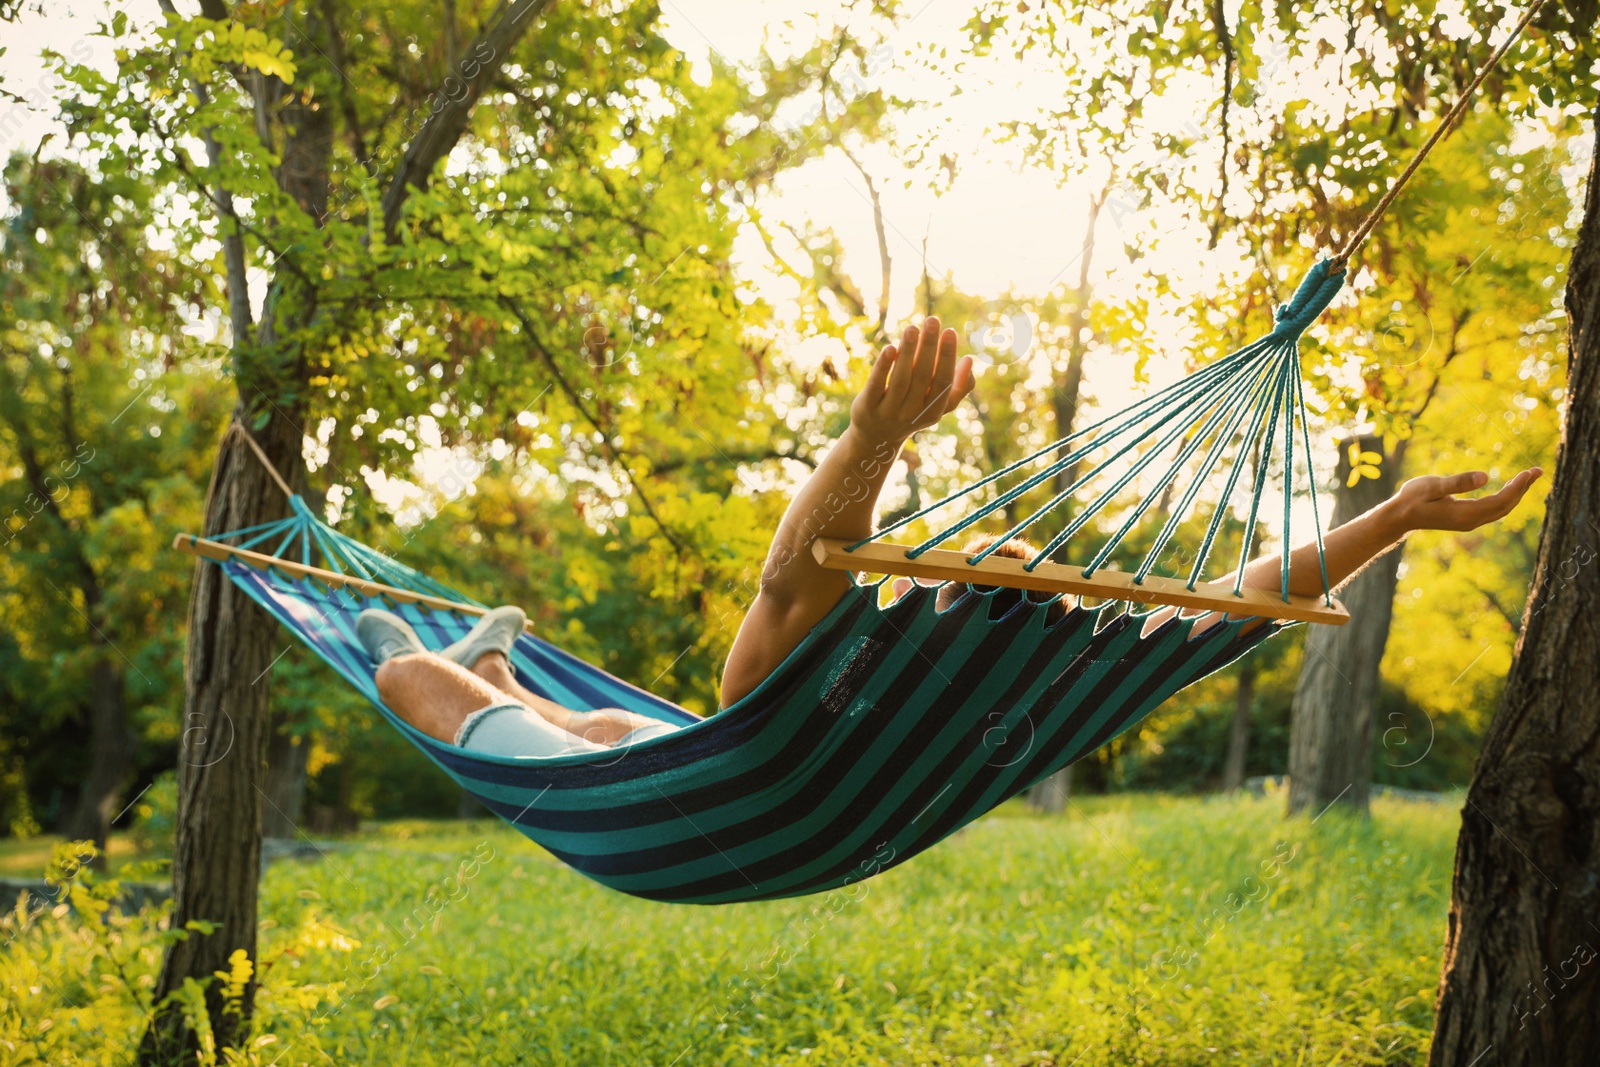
139, 421, 302, 1062
1285, 434, 1407, 818
141, 13, 326, 1055
139, 4, 550, 1059
1428, 110, 1600, 1066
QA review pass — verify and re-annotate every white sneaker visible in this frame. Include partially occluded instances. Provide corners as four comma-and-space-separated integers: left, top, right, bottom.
355, 609, 427, 664
441, 605, 528, 668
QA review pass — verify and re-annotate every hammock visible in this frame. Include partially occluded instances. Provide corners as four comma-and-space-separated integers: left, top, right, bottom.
176, 498, 1278, 904
171, 2, 1540, 903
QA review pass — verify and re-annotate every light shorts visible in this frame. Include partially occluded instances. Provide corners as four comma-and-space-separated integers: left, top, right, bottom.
454, 702, 680, 758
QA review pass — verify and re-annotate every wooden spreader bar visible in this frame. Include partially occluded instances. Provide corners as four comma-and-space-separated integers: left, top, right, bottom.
812, 538, 1349, 626
172, 533, 534, 629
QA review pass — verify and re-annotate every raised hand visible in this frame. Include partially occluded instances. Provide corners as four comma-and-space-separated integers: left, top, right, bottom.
1393, 468, 1544, 533
851, 317, 976, 444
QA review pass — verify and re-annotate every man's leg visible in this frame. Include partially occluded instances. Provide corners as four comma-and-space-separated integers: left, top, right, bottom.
466, 651, 663, 745
376, 651, 615, 757
375, 651, 517, 743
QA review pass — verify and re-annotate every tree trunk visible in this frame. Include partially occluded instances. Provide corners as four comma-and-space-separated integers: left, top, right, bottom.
142, 11, 332, 1057
1221, 659, 1256, 792
1027, 183, 1108, 813
1427, 111, 1600, 1067
63, 658, 136, 857
138, 5, 541, 1057
1220, 523, 1266, 794
1028, 763, 1072, 813
456, 788, 485, 820
139, 419, 302, 1063
1285, 434, 1406, 818
261, 726, 308, 840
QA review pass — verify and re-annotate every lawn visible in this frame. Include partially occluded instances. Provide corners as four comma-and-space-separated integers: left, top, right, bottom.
3, 791, 1459, 1065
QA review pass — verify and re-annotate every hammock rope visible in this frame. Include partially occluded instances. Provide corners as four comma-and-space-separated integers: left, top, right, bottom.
838, 0, 1546, 617
853, 262, 1342, 608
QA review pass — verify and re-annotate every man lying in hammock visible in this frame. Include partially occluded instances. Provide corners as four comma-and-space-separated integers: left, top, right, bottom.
357, 315, 1541, 758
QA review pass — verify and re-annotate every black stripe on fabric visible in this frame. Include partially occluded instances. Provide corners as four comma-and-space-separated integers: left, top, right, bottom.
888, 617, 1218, 865
505, 614, 1216, 908
989, 618, 1281, 804
761, 604, 1106, 899
649, 598, 1049, 889
1002, 620, 1223, 788
456, 604, 916, 836
772, 607, 1153, 896
430, 588, 946, 843
534, 587, 996, 883
1068, 621, 1283, 763
620, 598, 1098, 899
501, 598, 1111, 897
750, 611, 1205, 900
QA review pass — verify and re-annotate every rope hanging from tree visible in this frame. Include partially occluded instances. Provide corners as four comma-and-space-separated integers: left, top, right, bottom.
815, 0, 1549, 623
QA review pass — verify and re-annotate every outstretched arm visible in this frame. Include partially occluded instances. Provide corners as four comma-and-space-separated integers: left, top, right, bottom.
720, 318, 975, 707
1172, 467, 1544, 635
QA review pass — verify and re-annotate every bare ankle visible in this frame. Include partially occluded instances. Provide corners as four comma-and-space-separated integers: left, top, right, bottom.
471, 650, 510, 678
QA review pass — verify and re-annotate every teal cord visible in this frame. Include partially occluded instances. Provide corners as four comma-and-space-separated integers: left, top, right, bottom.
1023, 357, 1264, 571
889, 260, 1350, 593
222, 517, 298, 544
1184, 342, 1295, 589
205, 495, 484, 608
1279, 369, 1295, 601
1294, 361, 1333, 604
1079, 350, 1282, 578
904, 352, 1254, 559
1131, 351, 1285, 583
853, 336, 1271, 552
237, 521, 297, 552
270, 524, 303, 561
1230, 358, 1293, 596
959, 354, 1256, 566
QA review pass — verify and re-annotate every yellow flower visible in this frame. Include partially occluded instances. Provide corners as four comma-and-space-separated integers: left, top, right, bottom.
1346, 443, 1383, 487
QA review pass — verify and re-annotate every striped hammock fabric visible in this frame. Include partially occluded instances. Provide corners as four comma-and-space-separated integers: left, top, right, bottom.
212, 514, 1282, 904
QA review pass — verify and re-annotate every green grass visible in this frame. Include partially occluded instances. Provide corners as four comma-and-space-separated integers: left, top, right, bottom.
0, 835, 147, 879
3, 791, 1458, 1065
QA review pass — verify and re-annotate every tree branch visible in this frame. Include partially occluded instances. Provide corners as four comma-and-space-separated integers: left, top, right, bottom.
651, 447, 816, 475
499, 296, 692, 557
380, 0, 554, 242
156, 0, 254, 345
1207, 0, 1234, 249
839, 144, 891, 341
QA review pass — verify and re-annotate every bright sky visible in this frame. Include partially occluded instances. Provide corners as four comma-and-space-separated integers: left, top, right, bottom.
667, 0, 1110, 311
